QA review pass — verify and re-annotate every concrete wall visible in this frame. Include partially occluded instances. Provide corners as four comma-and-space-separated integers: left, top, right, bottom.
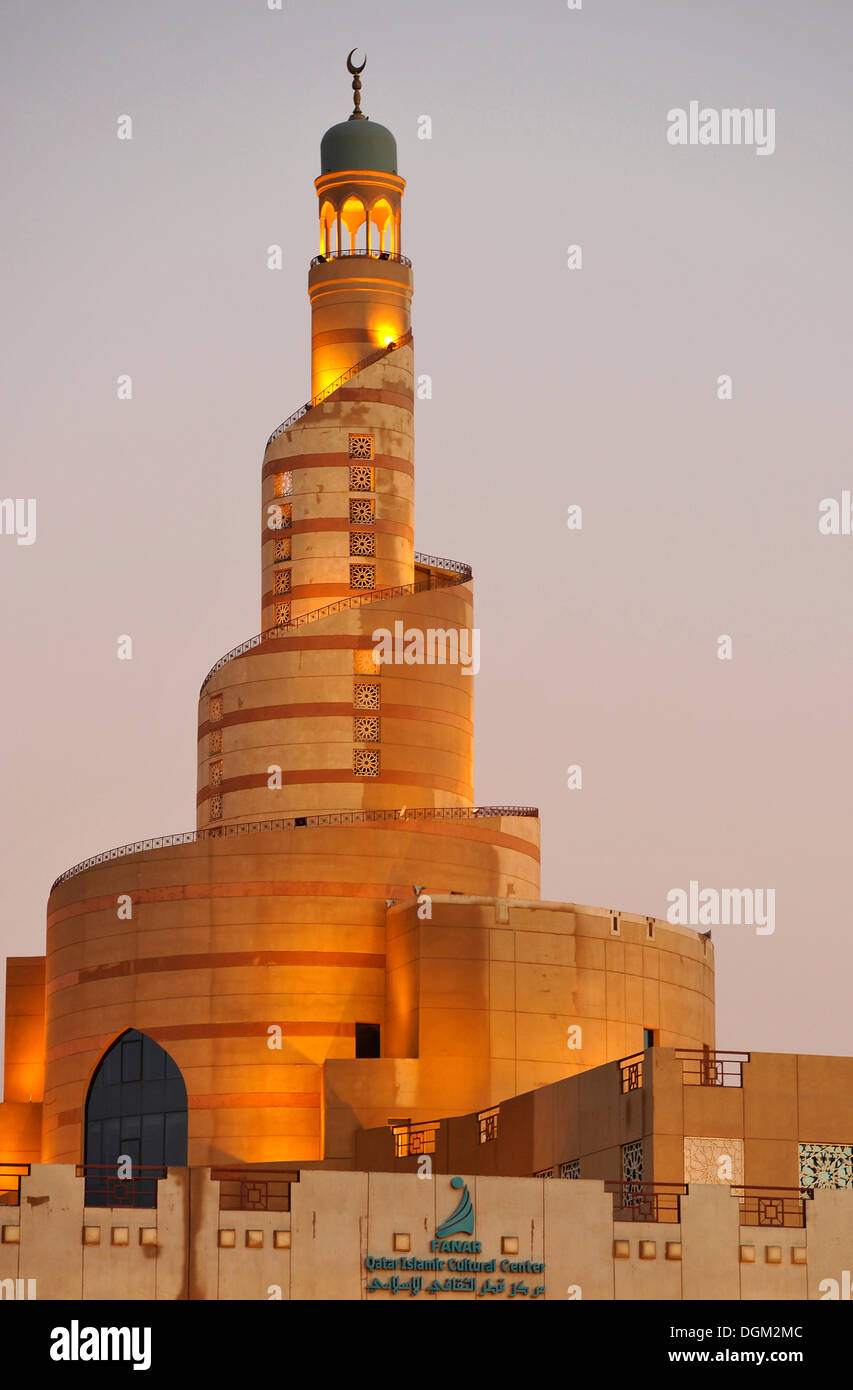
0, 1165, 849, 1301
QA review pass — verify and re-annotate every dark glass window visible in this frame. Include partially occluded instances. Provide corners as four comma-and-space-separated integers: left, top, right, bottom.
84, 1029, 187, 1207
644, 1028, 656, 1049
355, 1022, 381, 1059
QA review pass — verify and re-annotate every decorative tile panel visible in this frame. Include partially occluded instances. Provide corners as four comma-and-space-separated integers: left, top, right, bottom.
799, 1143, 853, 1189
622, 1139, 644, 1206
684, 1136, 744, 1186
274, 470, 293, 498
353, 716, 380, 743
353, 748, 380, 777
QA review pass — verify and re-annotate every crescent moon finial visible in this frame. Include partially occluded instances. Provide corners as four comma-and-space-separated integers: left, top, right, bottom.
346, 49, 367, 119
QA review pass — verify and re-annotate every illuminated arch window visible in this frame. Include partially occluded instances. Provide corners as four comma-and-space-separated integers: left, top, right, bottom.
341, 196, 368, 252
370, 198, 394, 255
319, 200, 338, 256
84, 1029, 187, 1207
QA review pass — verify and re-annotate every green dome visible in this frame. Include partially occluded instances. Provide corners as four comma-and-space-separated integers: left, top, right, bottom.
320, 119, 397, 175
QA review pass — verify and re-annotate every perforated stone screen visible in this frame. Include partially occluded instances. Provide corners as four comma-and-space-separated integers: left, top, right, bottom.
353, 682, 380, 710
353, 748, 380, 776
349, 531, 375, 557
349, 498, 375, 524
348, 434, 374, 460
348, 465, 374, 493
349, 563, 375, 591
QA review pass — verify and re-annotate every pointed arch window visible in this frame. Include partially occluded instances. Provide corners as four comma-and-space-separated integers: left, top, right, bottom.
84, 1029, 187, 1207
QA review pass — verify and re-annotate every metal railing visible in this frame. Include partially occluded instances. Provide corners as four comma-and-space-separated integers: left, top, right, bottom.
77, 1164, 167, 1210
607, 1181, 686, 1223
392, 1122, 440, 1159
414, 552, 472, 577
212, 1168, 300, 1212
0, 1164, 30, 1206
199, 554, 472, 692
49, 804, 538, 892
478, 1106, 500, 1144
734, 1186, 813, 1229
676, 1049, 750, 1087
619, 1053, 644, 1093
310, 249, 412, 268
266, 328, 414, 446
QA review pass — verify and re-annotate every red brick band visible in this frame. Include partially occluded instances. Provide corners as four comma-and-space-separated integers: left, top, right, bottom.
262, 450, 413, 483
47, 949, 386, 997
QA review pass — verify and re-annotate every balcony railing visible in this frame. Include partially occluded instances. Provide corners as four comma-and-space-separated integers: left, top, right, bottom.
266, 329, 414, 446
310, 249, 412, 268
619, 1053, 644, 1093
212, 1168, 299, 1212
77, 1164, 167, 1210
734, 1186, 813, 1229
0, 1164, 30, 1206
676, 1049, 750, 1087
607, 1181, 686, 1223
49, 805, 538, 891
392, 1122, 440, 1159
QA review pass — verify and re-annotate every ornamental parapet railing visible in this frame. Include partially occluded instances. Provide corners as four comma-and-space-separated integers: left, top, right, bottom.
266, 328, 414, 446
606, 1181, 686, 1223
310, 249, 412, 268
76, 1164, 167, 1210
478, 1106, 500, 1144
212, 1167, 300, 1212
733, 1186, 813, 1229
619, 1052, 644, 1093
49, 805, 538, 892
676, 1049, 750, 1087
199, 554, 472, 692
392, 1122, 440, 1159
0, 1164, 30, 1206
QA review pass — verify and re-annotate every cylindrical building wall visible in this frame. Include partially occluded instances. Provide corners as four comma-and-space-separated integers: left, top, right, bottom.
197, 579, 476, 827
261, 341, 415, 628
41, 816, 541, 1165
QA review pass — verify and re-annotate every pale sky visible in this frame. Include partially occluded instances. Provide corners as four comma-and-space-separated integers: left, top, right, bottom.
1, 0, 852, 1087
